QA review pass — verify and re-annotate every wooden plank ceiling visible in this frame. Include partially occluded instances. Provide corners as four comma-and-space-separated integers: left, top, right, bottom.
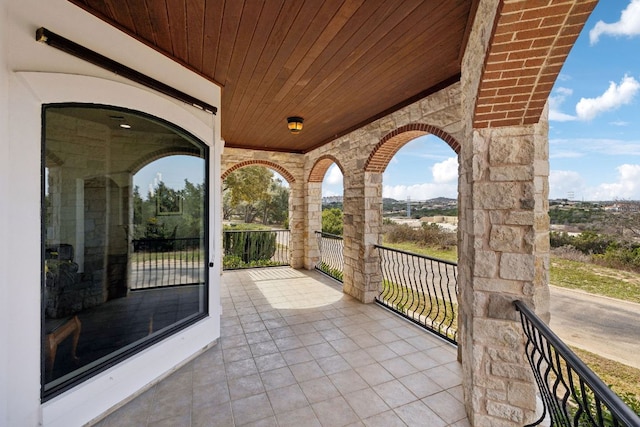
68, 0, 478, 153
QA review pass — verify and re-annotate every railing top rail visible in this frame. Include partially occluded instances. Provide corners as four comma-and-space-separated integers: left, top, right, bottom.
514, 300, 640, 426
374, 244, 458, 267
314, 231, 344, 239
223, 229, 290, 233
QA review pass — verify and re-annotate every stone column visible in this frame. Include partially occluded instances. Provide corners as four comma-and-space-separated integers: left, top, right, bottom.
288, 179, 305, 268
304, 181, 322, 269
458, 116, 550, 426
342, 160, 382, 303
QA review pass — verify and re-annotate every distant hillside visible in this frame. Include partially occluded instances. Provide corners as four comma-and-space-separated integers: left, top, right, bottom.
383, 197, 456, 204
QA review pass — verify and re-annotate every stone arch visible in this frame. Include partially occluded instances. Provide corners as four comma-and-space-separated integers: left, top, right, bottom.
308, 155, 344, 183
364, 123, 461, 173
221, 160, 296, 184
130, 147, 203, 175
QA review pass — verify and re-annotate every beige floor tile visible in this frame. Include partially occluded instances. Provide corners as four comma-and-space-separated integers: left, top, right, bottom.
422, 390, 467, 424
394, 401, 447, 427
266, 383, 309, 414
355, 363, 395, 386
312, 396, 360, 427
372, 380, 417, 408
260, 366, 297, 390
93, 268, 468, 427
276, 406, 322, 427
254, 352, 287, 373
289, 360, 326, 382
228, 373, 265, 400
362, 410, 408, 427
397, 372, 444, 399
299, 376, 341, 403
343, 388, 390, 419
316, 354, 352, 375
230, 393, 274, 426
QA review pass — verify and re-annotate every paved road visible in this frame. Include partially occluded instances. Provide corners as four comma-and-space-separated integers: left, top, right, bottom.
549, 285, 640, 370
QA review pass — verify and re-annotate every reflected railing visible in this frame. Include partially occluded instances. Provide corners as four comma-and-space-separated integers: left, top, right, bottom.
130, 237, 204, 289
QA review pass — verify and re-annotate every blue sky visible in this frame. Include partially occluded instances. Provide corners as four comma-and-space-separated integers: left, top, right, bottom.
324, 1, 640, 202
134, 156, 204, 199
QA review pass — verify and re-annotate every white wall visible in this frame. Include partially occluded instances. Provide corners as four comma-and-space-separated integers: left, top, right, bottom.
2, 1, 222, 426
0, 0, 11, 424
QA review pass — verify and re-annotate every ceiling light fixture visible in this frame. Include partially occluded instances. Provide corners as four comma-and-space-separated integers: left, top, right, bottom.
119, 123, 131, 129
287, 116, 304, 134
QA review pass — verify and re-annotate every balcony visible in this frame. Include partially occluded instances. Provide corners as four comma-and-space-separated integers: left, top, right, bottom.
93, 267, 469, 426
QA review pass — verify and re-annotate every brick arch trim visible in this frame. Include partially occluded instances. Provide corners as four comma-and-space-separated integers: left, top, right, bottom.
130, 147, 203, 175
474, 1, 597, 128
364, 123, 460, 173
308, 155, 344, 183
221, 160, 296, 184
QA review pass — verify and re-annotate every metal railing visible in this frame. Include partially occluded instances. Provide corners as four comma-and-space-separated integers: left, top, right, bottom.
223, 229, 290, 270
375, 245, 458, 344
514, 300, 640, 427
130, 237, 204, 289
315, 231, 344, 282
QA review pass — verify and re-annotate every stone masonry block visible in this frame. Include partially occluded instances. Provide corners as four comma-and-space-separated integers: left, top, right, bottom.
486, 400, 524, 424
474, 182, 519, 210
490, 361, 532, 383
489, 225, 523, 252
487, 294, 519, 321
505, 211, 534, 225
500, 253, 535, 281
490, 165, 533, 181
474, 250, 498, 278
474, 278, 523, 294
507, 381, 536, 411
490, 135, 534, 165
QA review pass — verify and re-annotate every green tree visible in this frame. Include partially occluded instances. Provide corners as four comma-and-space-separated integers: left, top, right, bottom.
322, 208, 343, 235
181, 179, 204, 237
224, 166, 273, 223
258, 178, 289, 226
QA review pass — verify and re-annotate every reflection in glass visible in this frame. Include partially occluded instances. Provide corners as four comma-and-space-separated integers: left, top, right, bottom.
42, 105, 207, 397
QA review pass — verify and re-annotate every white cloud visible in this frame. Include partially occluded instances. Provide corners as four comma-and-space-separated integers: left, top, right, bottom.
432, 157, 458, 183
575, 75, 640, 120
590, 0, 640, 44
383, 183, 457, 201
549, 170, 586, 200
589, 164, 640, 200
549, 151, 584, 159
610, 120, 630, 126
550, 110, 577, 122
324, 164, 343, 185
549, 87, 576, 122
551, 137, 640, 156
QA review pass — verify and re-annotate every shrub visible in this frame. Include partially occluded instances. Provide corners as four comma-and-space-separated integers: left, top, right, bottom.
383, 222, 456, 249
551, 245, 592, 263
223, 230, 276, 263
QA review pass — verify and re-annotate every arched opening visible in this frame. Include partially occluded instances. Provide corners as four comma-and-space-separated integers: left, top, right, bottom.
309, 156, 345, 281
381, 134, 458, 258
365, 126, 461, 342
221, 164, 291, 270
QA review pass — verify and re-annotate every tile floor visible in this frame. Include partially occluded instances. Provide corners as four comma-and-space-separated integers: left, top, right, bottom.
92, 267, 469, 427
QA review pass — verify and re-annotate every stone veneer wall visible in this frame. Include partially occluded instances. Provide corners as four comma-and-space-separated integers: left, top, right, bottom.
304, 82, 464, 302
457, 0, 550, 424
